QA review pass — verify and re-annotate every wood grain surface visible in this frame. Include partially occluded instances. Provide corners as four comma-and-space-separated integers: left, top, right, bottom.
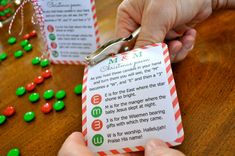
0, 1, 234, 155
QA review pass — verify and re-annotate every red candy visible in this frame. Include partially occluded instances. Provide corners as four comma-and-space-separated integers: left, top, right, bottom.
3, 106, 15, 117
41, 69, 52, 79
34, 76, 44, 84
23, 34, 30, 40
29, 30, 37, 37
26, 82, 36, 91
0, 6, 4, 11
41, 103, 52, 114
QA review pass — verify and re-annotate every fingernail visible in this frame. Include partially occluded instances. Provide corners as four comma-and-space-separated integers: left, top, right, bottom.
146, 139, 167, 150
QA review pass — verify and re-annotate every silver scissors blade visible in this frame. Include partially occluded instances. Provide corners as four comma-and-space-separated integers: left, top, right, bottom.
85, 27, 141, 66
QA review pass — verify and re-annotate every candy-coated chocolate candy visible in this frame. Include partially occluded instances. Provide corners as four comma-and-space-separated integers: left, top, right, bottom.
0, 6, 4, 12
0, 0, 8, 6
8, 37, 16, 45
14, 50, 23, 58
34, 75, 44, 84
74, 84, 82, 95
0, 11, 5, 16
3, 106, 15, 117
29, 93, 40, 103
43, 89, 54, 100
29, 30, 37, 37
25, 82, 36, 92
24, 44, 32, 52
7, 148, 20, 156
56, 90, 66, 100
0, 52, 7, 60
0, 115, 6, 125
16, 86, 26, 96
23, 34, 30, 40
32, 57, 41, 65
53, 101, 65, 111
40, 59, 50, 67
41, 69, 52, 78
3, 8, 11, 14
20, 39, 29, 47
41, 103, 52, 114
23, 111, 35, 122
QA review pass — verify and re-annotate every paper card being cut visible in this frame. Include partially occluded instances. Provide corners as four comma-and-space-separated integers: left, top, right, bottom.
82, 43, 184, 155
36, 0, 99, 65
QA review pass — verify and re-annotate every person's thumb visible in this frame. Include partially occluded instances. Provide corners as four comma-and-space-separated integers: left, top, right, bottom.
58, 132, 94, 156
135, 24, 166, 48
145, 139, 185, 156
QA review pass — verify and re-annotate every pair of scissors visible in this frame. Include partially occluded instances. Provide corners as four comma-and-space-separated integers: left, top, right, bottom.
85, 27, 141, 66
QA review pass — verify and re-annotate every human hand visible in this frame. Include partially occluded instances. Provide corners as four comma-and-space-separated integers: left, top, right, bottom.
116, 0, 216, 62
58, 132, 185, 156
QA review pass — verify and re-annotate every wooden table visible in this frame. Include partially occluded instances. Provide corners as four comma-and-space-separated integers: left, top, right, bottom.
0, 1, 234, 155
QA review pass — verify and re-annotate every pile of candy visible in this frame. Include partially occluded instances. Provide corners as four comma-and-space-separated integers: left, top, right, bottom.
0, 0, 14, 22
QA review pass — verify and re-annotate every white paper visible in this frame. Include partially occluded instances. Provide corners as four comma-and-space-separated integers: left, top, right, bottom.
84, 45, 182, 153
37, 0, 98, 64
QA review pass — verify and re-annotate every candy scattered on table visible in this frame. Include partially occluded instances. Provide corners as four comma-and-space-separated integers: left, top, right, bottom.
41, 103, 52, 114
43, 89, 54, 100
74, 84, 83, 95
23, 111, 35, 122
16, 86, 26, 96
34, 75, 44, 84
20, 39, 29, 48
49, 34, 56, 40
32, 56, 41, 65
53, 101, 65, 111
56, 90, 66, 100
29, 93, 40, 103
14, 50, 23, 58
25, 82, 36, 92
3, 106, 15, 117
7, 148, 20, 156
29, 30, 37, 38
0, 52, 7, 61
0, 115, 7, 125
41, 69, 52, 78
8, 37, 16, 45
40, 59, 50, 67
23, 34, 30, 40
24, 44, 33, 52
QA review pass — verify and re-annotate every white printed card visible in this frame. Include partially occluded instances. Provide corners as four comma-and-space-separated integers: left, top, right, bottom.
82, 43, 184, 155
36, 0, 99, 64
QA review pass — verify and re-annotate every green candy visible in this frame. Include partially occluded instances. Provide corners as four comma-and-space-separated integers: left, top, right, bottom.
55, 90, 66, 100
0, 115, 7, 125
24, 44, 32, 52
49, 34, 56, 41
40, 59, 50, 67
53, 101, 65, 111
4, 8, 11, 14
23, 111, 35, 122
29, 93, 40, 103
7, 148, 20, 156
74, 84, 82, 95
0, 52, 7, 61
16, 86, 26, 96
0, 11, 5, 16
8, 37, 16, 45
14, 50, 23, 58
43, 89, 54, 100
31, 57, 41, 65
0, 0, 8, 6
20, 40, 29, 47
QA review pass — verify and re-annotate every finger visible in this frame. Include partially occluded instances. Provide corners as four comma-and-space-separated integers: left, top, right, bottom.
135, 5, 169, 48
115, 0, 140, 38
174, 29, 197, 62
145, 139, 185, 156
167, 40, 183, 62
58, 132, 94, 156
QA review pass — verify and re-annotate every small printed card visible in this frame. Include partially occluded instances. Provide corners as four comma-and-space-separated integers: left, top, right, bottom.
36, 0, 99, 64
82, 43, 184, 155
